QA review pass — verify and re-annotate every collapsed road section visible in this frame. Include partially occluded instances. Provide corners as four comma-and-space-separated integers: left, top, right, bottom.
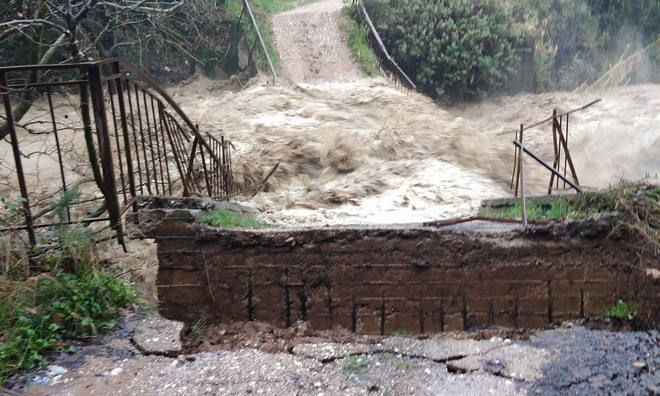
132, 197, 660, 334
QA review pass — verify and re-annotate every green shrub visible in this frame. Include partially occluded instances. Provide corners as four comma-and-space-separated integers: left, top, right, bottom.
605, 299, 638, 320
363, 0, 523, 101
508, 0, 660, 90
343, 355, 369, 375
0, 226, 139, 385
1, 191, 139, 385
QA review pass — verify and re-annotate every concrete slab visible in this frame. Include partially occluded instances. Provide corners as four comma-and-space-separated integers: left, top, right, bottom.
131, 315, 184, 356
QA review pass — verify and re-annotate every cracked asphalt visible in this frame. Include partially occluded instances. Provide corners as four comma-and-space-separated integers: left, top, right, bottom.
11, 315, 660, 396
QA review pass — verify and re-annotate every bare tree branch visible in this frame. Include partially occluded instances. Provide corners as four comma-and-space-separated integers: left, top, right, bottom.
0, 33, 66, 141
96, 0, 183, 13
0, 19, 68, 33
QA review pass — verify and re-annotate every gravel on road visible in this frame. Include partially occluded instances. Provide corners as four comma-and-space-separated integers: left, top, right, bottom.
13, 314, 660, 396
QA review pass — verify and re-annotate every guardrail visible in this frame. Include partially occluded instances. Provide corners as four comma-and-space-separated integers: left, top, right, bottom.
354, 0, 416, 91
509, 100, 600, 226
0, 59, 238, 248
237, 0, 278, 84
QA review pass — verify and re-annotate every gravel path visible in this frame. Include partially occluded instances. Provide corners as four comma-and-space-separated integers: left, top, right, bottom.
15, 316, 660, 396
272, 0, 365, 84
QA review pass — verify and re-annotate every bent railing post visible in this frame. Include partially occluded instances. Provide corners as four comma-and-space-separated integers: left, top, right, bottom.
0, 58, 255, 248
511, 101, 596, 196
88, 64, 124, 248
513, 140, 582, 193
112, 60, 139, 217
553, 117, 580, 186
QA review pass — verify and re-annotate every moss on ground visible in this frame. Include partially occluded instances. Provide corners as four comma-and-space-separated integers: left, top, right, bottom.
199, 208, 262, 228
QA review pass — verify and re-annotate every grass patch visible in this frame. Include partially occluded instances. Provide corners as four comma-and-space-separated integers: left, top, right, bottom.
343, 355, 369, 375
341, 5, 380, 77
250, 0, 313, 14
605, 299, 638, 320
395, 359, 416, 370
199, 208, 261, 228
390, 328, 407, 336
379, 352, 396, 360
489, 198, 582, 221
488, 181, 660, 256
184, 315, 213, 341
0, 223, 140, 385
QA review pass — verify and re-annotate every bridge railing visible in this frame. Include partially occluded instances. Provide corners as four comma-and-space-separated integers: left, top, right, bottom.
354, 0, 416, 91
508, 100, 601, 226
237, 0, 278, 84
0, 59, 234, 247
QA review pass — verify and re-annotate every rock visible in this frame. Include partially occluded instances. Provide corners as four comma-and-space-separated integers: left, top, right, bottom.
132, 315, 184, 356
109, 368, 124, 376
45, 365, 69, 377
632, 362, 649, 372
238, 37, 249, 70
483, 359, 507, 375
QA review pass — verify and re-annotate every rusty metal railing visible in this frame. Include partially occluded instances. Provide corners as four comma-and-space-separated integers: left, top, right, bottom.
510, 100, 601, 198
355, 0, 416, 91
508, 100, 601, 226
237, 0, 278, 84
0, 59, 235, 248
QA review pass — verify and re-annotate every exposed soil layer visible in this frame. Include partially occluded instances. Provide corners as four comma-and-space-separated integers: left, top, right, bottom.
180, 319, 534, 356
134, 202, 660, 335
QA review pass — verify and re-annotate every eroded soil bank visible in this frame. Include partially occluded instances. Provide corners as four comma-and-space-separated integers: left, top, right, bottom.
133, 199, 660, 335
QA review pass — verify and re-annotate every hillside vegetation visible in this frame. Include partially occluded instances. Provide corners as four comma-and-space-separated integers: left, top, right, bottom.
358, 0, 660, 101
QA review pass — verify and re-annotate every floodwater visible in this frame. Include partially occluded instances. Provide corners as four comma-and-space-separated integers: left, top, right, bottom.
169, 77, 660, 225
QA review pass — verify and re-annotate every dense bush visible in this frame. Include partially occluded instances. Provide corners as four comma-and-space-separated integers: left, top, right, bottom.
361, 0, 660, 98
363, 0, 523, 101
587, 0, 660, 48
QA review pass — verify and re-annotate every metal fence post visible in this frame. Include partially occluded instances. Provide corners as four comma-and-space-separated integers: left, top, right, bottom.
88, 64, 124, 248
0, 71, 36, 246
112, 61, 139, 220
519, 134, 528, 228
